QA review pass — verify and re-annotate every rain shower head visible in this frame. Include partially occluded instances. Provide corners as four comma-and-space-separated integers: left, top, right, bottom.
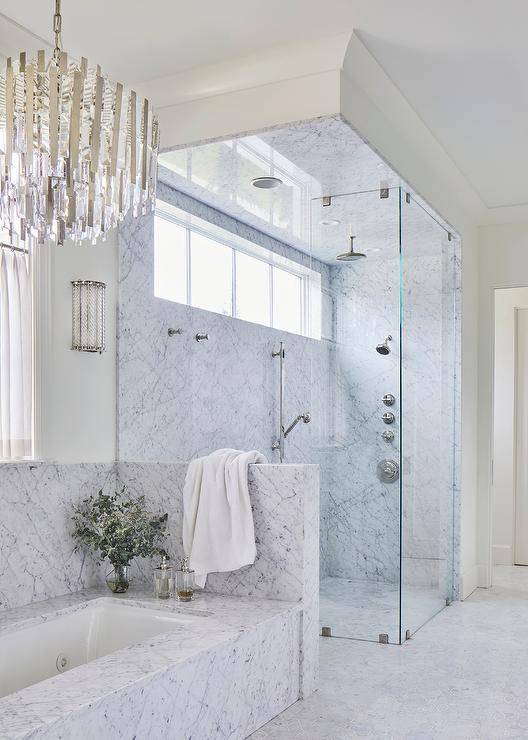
336, 236, 366, 261
376, 335, 392, 355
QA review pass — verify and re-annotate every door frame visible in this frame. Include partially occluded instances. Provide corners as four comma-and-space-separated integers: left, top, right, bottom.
488, 284, 528, 584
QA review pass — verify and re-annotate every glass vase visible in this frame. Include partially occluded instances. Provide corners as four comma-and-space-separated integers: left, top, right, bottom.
106, 563, 130, 593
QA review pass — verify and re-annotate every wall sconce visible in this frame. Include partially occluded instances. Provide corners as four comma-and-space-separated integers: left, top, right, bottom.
71, 280, 106, 353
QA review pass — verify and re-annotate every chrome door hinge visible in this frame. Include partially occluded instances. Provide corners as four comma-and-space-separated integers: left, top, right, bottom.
322, 195, 332, 207
380, 187, 389, 199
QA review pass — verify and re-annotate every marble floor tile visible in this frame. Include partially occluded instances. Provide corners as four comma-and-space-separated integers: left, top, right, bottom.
252, 566, 528, 739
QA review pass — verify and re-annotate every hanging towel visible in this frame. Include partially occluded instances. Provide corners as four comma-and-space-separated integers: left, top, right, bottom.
182, 448, 267, 587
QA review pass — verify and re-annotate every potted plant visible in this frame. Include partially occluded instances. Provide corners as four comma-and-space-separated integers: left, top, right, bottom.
72, 487, 169, 593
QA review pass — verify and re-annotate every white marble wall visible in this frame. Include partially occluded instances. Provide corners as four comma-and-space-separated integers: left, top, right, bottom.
319, 238, 402, 583
0, 463, 114, 611
0, 458, 319, 666
118, 183, 330, 467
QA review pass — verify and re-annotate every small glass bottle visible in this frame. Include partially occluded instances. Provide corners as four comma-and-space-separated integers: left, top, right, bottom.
176, 557, 195, 602
154, 555, 174, 599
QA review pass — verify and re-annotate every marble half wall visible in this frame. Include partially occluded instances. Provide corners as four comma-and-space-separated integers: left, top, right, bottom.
117, 460, 320, 696
0, 462, 114, 611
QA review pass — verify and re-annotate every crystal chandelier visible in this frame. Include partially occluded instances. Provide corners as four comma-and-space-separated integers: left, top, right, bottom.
0, 0, 159, 248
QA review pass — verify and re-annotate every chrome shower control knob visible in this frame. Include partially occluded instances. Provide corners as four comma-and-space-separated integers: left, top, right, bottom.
382, 394, 395, 406
376, 459, 399, 483
382, 412, 395, 424
381, 430, 394, 442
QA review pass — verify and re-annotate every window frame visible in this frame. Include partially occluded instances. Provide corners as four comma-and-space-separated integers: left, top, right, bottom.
154, 204, 321, 339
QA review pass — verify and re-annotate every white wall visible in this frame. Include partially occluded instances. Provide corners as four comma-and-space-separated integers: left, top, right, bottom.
478, 224, 528, 584
492, 288, 528, 565
39, 233, 118, 462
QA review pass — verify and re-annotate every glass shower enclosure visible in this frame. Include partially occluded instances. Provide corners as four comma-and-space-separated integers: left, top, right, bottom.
312, 187, 457, 644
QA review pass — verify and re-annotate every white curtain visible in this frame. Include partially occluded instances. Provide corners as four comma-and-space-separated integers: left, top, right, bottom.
0, 248, 32, 459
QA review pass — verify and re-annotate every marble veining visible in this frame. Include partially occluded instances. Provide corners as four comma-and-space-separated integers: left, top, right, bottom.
117, 171, 461, 643
0, 463, 114, 611
0, 589, 302, 740
0, 460, 319, 624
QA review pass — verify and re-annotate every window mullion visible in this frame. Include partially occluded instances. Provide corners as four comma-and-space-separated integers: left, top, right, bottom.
186, 227, 192, 305
232, 248, 236, 318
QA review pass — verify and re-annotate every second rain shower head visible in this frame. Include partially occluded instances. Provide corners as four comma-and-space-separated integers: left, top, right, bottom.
336, 236, 366, 262
376, 335, 392, 355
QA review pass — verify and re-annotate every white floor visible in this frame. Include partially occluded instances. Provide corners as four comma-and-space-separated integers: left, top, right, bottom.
320, 576, 446, 644
252, 566, 528, 739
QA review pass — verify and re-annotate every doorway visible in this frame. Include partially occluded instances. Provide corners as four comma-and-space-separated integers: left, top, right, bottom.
492, 287, 528, 571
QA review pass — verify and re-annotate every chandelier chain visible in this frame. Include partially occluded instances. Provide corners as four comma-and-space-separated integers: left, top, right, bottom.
53, 0, 62, 63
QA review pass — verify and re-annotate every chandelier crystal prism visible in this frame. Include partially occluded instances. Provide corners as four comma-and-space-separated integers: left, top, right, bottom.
0, 0, 159, 248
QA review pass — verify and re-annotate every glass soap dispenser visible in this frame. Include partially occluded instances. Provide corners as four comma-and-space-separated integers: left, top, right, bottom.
177, 557, 195, 602
154, 554, 174, 599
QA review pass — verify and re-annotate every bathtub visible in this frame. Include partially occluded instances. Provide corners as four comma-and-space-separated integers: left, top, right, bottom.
0, 598, 191, 698
0, 589, 304, 739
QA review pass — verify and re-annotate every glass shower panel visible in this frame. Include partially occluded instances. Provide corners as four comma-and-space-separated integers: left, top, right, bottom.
312, 188, 402, 643
400, 192, 456, 640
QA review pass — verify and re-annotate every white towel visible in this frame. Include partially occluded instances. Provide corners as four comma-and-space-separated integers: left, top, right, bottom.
182, 448, 267, 587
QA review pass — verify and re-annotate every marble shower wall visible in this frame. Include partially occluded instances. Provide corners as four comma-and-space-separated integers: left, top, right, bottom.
320, 244, 402, 583
118, 183, 331, 467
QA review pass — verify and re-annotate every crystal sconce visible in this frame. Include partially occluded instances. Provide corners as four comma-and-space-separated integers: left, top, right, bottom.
71, 280, 106, 353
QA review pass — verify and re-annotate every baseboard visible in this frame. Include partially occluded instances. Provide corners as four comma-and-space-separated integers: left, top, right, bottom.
492, 544, 513, 566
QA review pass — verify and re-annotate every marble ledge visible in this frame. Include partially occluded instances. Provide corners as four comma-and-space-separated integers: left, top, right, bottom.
0, 588, 302, 740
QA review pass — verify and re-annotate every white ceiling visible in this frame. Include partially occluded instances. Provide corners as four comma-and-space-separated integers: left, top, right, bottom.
0, 0, 526, 212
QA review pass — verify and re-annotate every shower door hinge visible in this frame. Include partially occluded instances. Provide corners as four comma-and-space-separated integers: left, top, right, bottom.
447, 232, 452, 242
405, 629, 411, 641
446, 598, 452, 607
378, 633, 389, 644
379, 187, 389, 199
405, 191, 411, 204
321, 626, 332, 637
322, 195, 332, 207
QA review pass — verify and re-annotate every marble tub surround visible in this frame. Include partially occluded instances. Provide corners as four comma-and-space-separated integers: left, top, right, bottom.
0, 462, 115, 611
0, 588, 303, 740
0, 456, 319, 676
